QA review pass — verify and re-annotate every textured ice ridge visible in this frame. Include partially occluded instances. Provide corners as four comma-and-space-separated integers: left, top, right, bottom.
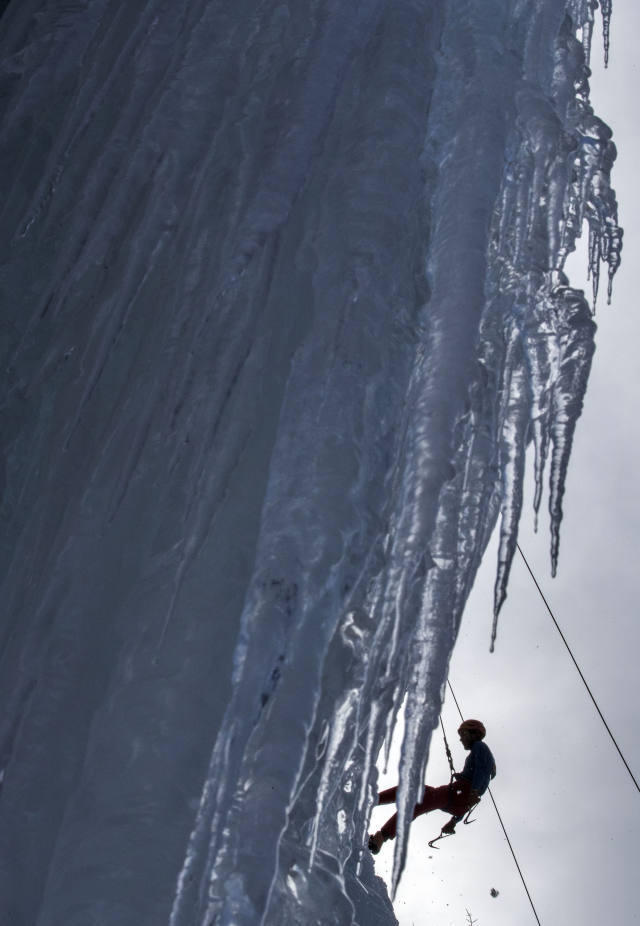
0, 1, 618, 924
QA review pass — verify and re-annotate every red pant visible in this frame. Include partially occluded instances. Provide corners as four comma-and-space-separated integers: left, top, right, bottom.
377, 779, 477, 841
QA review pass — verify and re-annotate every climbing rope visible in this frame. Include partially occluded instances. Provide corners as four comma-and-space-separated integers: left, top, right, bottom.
517, 543, 640, 795
439, 715, 456, 779
430, 540, 640, 925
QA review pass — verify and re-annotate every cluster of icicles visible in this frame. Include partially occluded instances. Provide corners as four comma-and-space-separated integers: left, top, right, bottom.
491, 1, 621, 633
171, 2, 622, 920
339, 0, 619, 899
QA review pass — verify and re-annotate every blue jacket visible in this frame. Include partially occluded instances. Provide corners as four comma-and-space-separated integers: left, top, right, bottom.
459, 740, 496, 795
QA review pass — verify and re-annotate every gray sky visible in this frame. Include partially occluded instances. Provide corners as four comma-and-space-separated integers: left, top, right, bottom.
372, 4, 640, 923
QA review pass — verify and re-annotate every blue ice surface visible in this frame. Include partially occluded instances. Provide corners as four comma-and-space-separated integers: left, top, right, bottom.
0, 0, 618, 923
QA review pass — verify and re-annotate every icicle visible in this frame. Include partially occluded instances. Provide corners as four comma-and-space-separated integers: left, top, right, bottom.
390, 580, 447, 896
305, 606, 380, 868
308, 688, 360, 869
581, 15, 594, 67
604, 219, 623, 303
381, 683, 403, 774
491, 330, 530, 650
357, 700, 382, 819
531, 417, 549, 532
565, 101, 621, 310
566, 0, 596, 65
523, 315, 555, 531
547, 286, 596, 576
590, 226, 601, 308
600, 0, 612, 67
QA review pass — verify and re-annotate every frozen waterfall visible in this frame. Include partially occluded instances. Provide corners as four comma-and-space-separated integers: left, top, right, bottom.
0, 1, 619, 924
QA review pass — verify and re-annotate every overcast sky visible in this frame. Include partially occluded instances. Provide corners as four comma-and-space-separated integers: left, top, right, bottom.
372, 4, 640, 923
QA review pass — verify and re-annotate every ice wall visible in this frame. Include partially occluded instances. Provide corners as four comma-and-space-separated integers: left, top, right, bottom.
0, 1, 619, 925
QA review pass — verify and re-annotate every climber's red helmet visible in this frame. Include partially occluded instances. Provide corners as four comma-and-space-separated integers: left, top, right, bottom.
457, 719, 486, 740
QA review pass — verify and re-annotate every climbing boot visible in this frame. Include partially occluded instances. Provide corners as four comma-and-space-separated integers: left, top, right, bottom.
368, 831, 385, 854
441, 816, 457, 835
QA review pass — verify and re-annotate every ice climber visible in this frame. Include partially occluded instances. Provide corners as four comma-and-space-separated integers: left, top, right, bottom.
368, 719, 496, 854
